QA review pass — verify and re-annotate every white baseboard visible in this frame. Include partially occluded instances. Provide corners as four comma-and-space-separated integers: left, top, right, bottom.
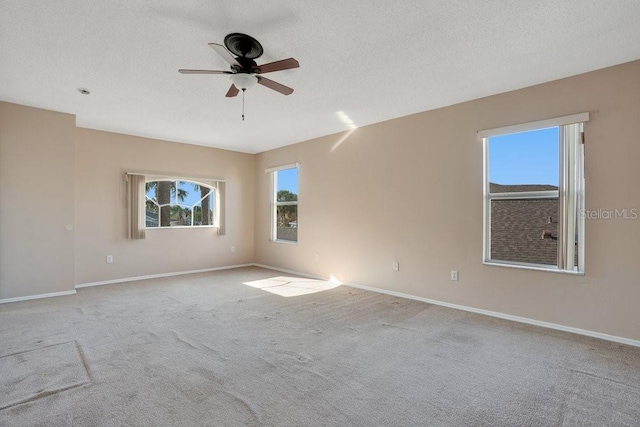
252, 264, 325, 280
253, 264, 640, 348
7, 263, 638, 348
0, 290, 77, 304
75, 264, 254, 289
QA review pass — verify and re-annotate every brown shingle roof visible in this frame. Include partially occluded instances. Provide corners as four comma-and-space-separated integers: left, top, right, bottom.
490, 183, 558, 193
491, 198, 558, 265
488, 182, 567, 266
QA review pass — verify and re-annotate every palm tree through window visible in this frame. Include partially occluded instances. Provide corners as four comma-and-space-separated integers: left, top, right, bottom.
145, 180, 215, 227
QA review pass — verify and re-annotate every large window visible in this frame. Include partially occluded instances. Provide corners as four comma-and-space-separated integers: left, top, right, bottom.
480, 113, 588, 273
145, 180, 215, 228
268, 164, 298, 243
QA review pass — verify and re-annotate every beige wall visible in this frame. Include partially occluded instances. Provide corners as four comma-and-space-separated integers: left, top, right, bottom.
2, 61, 639, 342
0, 102, 76, 299
74, 129, 255, 284
254, 60, 640, 341
0, 103, 255, 295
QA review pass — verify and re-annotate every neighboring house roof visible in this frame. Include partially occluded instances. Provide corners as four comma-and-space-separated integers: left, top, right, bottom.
490, 183, 559, 266
491, 198, 558, 266
490, 183, 558, 193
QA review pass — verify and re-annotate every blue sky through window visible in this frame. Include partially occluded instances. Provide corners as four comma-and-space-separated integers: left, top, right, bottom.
489, 127, 559, 186
277, 168, 298, 195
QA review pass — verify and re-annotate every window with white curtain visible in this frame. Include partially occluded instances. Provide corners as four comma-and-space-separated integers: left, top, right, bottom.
480, 113, 588, 273
126, 174, 225, 238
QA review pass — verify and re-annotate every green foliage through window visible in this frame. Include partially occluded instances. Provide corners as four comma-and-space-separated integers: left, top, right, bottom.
272, 167, 298, 242
145, 180, 215, 228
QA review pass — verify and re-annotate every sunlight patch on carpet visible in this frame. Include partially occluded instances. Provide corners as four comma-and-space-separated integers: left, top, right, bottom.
242, 276, 340, 297
0, 341, 91, 410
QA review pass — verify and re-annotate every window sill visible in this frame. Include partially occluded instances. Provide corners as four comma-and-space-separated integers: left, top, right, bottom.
146, 226, 218, 230
483, 260, 584, 275
269, 239, 298, 245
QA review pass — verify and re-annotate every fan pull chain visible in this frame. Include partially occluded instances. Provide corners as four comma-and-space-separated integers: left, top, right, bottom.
242, 88, 246, 121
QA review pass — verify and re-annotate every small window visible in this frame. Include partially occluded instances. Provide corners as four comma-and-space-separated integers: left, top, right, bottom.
145, 180, 215, 228
481, 114, 587, 273
269, 165, 298, 242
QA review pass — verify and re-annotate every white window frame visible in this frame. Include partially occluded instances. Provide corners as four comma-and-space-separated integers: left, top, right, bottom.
145, 178, 219, 230
479, 113, 588, 274
267, 163, 299, 243
143, 176, 222, 230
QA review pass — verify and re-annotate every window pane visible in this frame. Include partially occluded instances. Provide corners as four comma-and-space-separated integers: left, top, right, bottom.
194, 192, 214, 226
158, 205, 191, 227
146, 201, 158, 227
171, 205, 191, 226
175, 181, 191, 204
489, 127, 559, 193
277, 168, 298, 201
145, 183, 157, 202
490, 198, 558, 266
156, 181, 172, 206
159, 205, 170, 227
276, 205, 297, 242
273, 167, 298, 242
146, 180, 215, 228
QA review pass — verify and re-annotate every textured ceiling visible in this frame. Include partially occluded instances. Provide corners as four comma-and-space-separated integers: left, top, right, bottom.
1, 1, 639, 153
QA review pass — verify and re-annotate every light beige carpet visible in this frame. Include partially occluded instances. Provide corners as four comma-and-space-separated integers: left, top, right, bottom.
0, 341, 91, 410
1, 267, 639, 426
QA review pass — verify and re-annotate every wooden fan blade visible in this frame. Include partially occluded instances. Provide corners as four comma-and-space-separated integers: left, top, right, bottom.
209, 43, 240, 67
225, 84, 239, 98
255, 58, 300, 74
178, 69, 233, 74
256, 76, 294, 95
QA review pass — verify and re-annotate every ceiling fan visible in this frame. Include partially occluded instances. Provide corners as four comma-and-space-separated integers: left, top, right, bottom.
179, 33, 299, 109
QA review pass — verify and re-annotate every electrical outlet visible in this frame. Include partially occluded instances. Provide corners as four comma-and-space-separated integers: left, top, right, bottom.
231, 246, 235, 253
451, 270, 458, 281
392, 262, 400, 272
106, 255, 113, 264
314, 253, 320, 262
